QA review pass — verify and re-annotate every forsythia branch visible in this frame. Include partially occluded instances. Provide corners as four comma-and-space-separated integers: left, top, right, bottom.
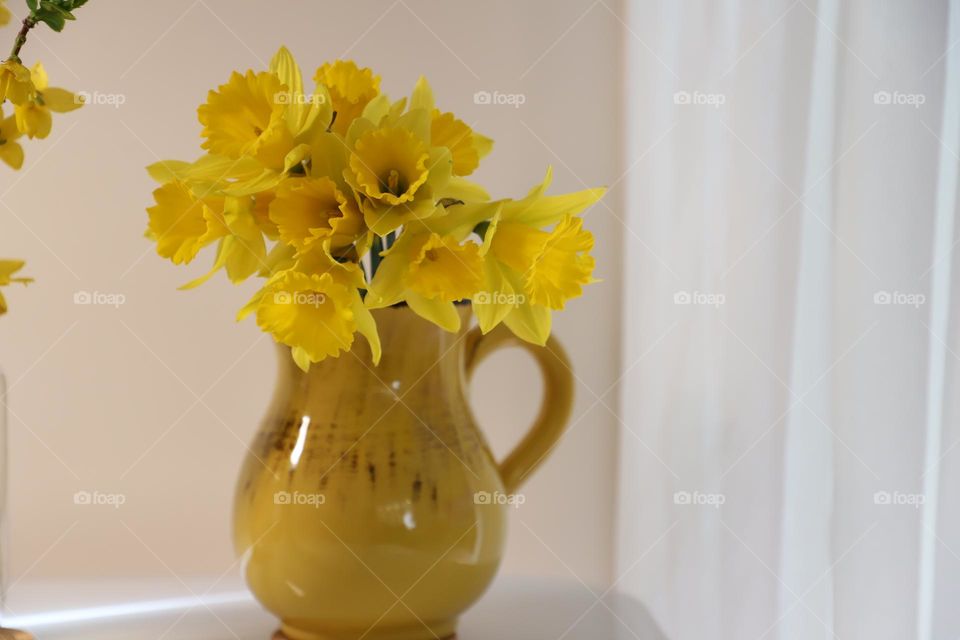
8, 15, 36, 61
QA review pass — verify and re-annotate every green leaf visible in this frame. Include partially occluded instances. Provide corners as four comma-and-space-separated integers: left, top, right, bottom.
37, 11, 66, 31
31, 0, 87, 31
39, 1, 75, 19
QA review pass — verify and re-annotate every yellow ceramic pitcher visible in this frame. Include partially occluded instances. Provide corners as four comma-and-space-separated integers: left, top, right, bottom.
233, 305, 574, 640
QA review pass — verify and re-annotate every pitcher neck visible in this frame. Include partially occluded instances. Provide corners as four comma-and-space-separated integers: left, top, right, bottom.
274, 305, 472, 393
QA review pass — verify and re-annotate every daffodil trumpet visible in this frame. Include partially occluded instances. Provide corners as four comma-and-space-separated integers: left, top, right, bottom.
145, 46, 606, 371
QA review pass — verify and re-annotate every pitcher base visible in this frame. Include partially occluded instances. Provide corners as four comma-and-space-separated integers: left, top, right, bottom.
274, 619, 456, 640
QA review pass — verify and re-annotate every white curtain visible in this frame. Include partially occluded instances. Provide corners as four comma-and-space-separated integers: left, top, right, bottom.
617, 1, 960, 638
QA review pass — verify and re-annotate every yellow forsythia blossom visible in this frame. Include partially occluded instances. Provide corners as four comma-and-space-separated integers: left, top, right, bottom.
0, 260, 32, 314
0, 59, 33, 105
0, 106, 24, 169
14, 62, 82, 139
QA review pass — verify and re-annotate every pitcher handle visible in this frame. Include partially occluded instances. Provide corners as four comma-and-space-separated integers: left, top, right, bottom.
463, 324, 575, 494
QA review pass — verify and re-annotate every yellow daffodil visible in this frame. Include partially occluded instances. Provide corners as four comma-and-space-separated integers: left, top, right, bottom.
490, 215, 595, 309
0, 260, 32, 314
256, 270, 357, 365
0, 107, 24, 169
314, 60, 380, 136
345, 124, 452, 235
430, 110, 492, 177
270, 47, 329, 137
0, 1, 10, 27
473, 168, 605, 344
339, 76, 495, 235
14, 62, 82, 139
351, 126, 429, 206
367, 226, 483, 332
198, 70, 294, 171
241, 249, 381, 370
269, 177, 363, 252
407, 234, 483, 302
147, 181, 227, 265
0, 59, 34, 106
402, 77, 491, 201
180, 195, 267, 288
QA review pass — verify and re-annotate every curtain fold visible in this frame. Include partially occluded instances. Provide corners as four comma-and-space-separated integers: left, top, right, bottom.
618, 1, 960, 638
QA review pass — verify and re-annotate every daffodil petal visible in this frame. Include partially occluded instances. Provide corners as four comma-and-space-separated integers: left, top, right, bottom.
146, 160, 193, 183
474, 132, 494, 159
299, 84, 332, 138
366, 238, 409, 309
258, 242, 297, 277
270, 46, 307, 133
309, 132, 349, 191
223, 198, 267, 282
351, 292, 381, 364
502, 166, 606, 227
222, 168, 285, 197
474, 259, 515, 334
406, 292, 460, 333
398, 107, 430, 145
502, 302, 551, 346
438, 178, 491, 208
426, 201, 501, 240
180, 239, 228, 290
409, 76, 434, 112
292, 346, 312, 372
360, 94, 391, 125
237, 285, 268, 321
283, 143, 311, 172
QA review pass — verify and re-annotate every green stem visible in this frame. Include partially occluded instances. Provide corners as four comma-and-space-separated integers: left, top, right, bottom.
9, 16, 37, 61
370, 235, 384, 280
473, 221, 490, 240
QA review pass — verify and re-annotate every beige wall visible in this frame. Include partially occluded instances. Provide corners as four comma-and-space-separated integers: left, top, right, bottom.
0, 0, 623, 588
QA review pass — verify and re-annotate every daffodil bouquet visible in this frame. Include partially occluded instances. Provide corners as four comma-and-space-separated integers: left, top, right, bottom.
146, 47, 604, 370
